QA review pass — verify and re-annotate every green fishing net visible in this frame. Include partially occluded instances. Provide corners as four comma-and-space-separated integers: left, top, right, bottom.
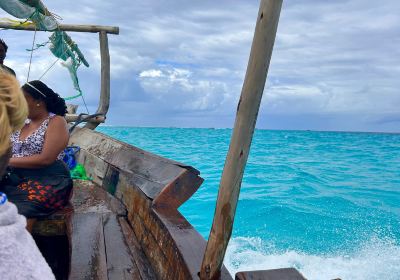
0, 0, 89, 100
0, 0, 57, 30
49, 30, 89, 100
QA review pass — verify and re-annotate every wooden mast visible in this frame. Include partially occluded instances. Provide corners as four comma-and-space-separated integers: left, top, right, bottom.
200, 0, 283, 279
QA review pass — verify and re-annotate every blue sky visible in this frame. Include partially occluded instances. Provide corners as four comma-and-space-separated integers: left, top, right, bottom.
1, 0, 399, 132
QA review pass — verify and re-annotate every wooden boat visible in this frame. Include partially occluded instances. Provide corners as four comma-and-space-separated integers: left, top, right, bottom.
1, 1, 308, 279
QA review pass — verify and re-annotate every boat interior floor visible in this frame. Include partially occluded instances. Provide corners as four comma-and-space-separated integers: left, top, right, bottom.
32, 179, 157, 280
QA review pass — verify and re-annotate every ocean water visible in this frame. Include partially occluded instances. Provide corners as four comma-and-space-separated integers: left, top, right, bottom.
98, 127, 400, 280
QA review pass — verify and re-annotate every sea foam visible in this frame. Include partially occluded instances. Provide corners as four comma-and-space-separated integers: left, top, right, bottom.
225, 236, 400, 280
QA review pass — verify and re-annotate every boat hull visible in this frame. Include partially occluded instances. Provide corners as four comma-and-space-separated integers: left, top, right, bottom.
68, 128, 232, 279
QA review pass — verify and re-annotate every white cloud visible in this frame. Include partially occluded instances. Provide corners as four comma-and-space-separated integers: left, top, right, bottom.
138, 66, 229, 111
139, 69, 163, 78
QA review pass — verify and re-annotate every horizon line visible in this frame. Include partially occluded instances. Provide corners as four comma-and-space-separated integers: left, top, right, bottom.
97, 125, 400, 135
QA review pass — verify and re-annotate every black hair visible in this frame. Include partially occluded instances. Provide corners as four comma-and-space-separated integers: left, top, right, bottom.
0, 39, 8, 52
21, 80, 67, 117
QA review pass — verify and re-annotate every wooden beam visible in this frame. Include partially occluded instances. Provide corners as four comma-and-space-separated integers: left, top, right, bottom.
68, 213, 108, 280
0, 22, 119, 34
65, 114, 105, 123
200, 1, 283, 279
236, 268, 307, 280
84, 30, 111, 129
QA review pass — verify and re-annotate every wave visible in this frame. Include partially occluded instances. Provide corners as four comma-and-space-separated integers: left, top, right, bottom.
224, 236, 400, 280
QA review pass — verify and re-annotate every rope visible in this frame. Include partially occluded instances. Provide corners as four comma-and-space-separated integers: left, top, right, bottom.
38, 57, 60, 80
26, 40, 50, 51
69, 113, 104, 133
81, 94, 90, 114
63, 92, 82, 100
26, 26, 37, 82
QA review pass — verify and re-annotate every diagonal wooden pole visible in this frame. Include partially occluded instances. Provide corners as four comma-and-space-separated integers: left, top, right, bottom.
200, 1, 283, 279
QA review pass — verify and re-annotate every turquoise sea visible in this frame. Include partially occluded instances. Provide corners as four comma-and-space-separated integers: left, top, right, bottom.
99, 127, 400, 280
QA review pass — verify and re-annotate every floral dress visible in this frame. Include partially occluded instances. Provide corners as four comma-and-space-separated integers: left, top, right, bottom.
0, 113, 72, 218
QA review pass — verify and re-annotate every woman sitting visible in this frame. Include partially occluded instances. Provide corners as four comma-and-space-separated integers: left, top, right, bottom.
0, 70, 55, 279
0, 79, 73, 228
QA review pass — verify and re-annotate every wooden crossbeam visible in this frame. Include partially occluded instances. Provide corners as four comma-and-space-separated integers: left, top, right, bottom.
0, 22, 119, 34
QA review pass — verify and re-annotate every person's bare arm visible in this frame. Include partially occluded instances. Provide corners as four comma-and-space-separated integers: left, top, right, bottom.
9, 116, 69, 169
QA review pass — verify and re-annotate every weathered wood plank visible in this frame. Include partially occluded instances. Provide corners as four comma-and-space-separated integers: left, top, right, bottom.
121, 179, 191, 280
68, 212, 107, 280
70, 131, 176, 198
103, 214, 139, 280
32, 219, 66, 236
107, 148, 188, 199
119, 217, 157, 280
155, 208, 232, 280
131, 211, 176, 278
117, 177, 231, 280
235, 268, 306, 280
153, 169, 204, 209
65, 114, 105, 123
72, 180, 126, 216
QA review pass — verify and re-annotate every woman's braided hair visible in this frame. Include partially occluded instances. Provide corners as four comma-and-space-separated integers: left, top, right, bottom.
22, 80, 67, 116
0, 70, 28, 155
